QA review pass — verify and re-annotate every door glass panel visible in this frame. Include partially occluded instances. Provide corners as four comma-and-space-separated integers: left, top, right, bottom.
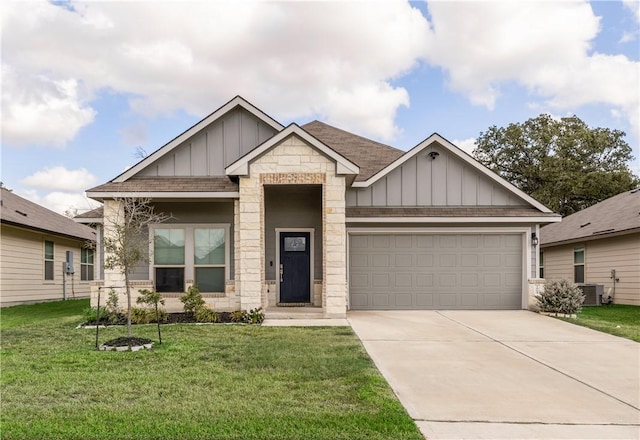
194, 228, 225, 264
195, 267, 224, 292
284, 236, 306, 252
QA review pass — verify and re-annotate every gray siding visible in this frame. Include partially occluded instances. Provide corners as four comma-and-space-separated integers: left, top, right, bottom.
131, 201, 236, 280
138, 108, 278, 178
346, 144, 526, 207
264, 186, 323, 280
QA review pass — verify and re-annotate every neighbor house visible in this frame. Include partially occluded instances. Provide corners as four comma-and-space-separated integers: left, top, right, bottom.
0, 187, 97, 306
86, 96, 560, 317
540, 189, 640, 306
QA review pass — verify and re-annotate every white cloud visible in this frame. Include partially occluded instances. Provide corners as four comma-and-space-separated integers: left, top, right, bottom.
451, 138, 477, 155
623, 0, 640, 23
1, 0, 430, 144
1, 66, 96, 147
16, 189, 101, 216
422, 1, 640, 140
21, 166, 98, 192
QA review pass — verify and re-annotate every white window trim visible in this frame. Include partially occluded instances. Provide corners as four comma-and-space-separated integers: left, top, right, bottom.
149, 223, 231, 293
44, 239, 55, 282
80, 248, 95, 282
573, 247, 585, 283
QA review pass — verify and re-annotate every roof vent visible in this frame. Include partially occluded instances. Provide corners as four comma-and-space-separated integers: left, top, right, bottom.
580, 222, 591, 228
15, 210, 27, 217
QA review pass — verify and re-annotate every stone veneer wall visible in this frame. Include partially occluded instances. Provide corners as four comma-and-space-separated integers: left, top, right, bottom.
237, 134, 348, 317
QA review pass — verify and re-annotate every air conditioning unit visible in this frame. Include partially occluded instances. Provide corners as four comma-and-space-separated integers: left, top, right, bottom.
578, 284, 604, 306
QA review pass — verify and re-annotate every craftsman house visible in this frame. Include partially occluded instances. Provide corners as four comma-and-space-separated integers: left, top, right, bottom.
86, 96, 560, 317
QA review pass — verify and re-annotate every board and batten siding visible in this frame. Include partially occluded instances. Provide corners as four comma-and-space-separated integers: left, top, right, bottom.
0, 226, 91, 306
542, 233, 640, 306
138, 108, 277, 177
346, 144, 526, 207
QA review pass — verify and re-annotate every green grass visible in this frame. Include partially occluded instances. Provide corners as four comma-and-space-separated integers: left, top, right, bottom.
560, 304, 640, 342
1, 300, 423, 440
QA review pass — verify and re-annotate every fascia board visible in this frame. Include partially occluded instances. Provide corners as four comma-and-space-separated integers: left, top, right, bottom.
114, 96, 283, 183
352, 133, 555, 214
86, 191, 239, 200
225, 124, 359, 176
346, 216, 562, 223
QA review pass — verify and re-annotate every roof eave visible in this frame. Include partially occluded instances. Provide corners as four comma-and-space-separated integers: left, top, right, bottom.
541, 227, 640, 248
1, 219, 96, 243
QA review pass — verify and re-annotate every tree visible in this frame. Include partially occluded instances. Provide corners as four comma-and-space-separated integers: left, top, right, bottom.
103, 198, 169, 339
473, 114, 639, 216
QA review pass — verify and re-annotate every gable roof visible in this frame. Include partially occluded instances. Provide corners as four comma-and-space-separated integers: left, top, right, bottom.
301, 121, 404, 181
86, 177, 238, 201
73, 206, 104, 224
352, 132, 556, 214
541, 189, 640, 247
225, 123, 359, 177
113, 96, 284, 183
1, 188, 96, 242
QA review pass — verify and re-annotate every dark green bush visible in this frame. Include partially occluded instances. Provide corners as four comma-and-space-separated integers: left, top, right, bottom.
180, 286, 205, 315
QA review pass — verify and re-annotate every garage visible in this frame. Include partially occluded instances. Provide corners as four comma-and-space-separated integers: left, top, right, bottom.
349, 233, 523, 310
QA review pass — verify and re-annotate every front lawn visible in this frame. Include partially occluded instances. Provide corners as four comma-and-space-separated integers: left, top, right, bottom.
1, 300, 422, 440
560, 304, 640, 342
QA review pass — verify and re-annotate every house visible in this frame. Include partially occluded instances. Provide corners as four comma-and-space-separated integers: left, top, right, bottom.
0, 187, 96, 306
86, 96, 560, 317
540, 189, 640, 306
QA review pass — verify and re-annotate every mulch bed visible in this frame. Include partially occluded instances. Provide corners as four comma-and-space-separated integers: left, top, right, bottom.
85, 312, 238, 326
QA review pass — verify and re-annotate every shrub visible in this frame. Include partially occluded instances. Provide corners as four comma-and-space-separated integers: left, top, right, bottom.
230, 310, 245, 323
536, 279, 585, 314
194, 306, 219, 323
83, 306, 110, 324
105, 289, 121, 315
244, 307, 265, 324
180, 286, 205, 315
130, 306, 167, 324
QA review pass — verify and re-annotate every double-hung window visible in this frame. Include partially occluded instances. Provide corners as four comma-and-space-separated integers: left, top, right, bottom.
539, 251, 544, 278
44, 240, 54, 281
573, 247, 585, 283
81, 248, 94, 281
152, 225, 228, 293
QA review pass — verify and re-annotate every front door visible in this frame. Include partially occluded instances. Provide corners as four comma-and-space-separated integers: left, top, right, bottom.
279, 231, 311, 303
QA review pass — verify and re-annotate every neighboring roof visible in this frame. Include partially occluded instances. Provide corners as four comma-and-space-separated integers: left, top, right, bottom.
113, 96, 284, 183
74, 206, 104, 224
87, 177, 239, 201
1, 188, 96, 242
302, 121, 404, 181
225, 123, 359, 177
541, 189, 640, 247
352, 132, 557, 215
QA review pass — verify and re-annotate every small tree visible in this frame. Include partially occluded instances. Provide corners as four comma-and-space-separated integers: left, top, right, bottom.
103, 197, 169, 339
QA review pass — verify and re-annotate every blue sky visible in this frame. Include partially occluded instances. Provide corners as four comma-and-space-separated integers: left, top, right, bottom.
2, 0, 639, 214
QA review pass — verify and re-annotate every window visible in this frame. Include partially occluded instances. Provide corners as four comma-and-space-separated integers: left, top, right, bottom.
81, 248, 94, 281
44, 240, 54, 280
152, 225, 229, 293
539, 251, 544, 278
574, 248, 584, 283
194, 228, 226, 293
154, 228, 185, 293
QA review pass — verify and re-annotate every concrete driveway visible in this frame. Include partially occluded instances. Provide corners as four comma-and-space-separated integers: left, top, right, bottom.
348, 310, 640, 439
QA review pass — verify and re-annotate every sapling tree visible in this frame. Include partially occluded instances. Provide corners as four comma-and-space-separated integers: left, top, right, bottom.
103, 197, 169, 339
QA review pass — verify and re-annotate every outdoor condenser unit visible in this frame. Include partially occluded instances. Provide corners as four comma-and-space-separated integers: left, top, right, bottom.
578, 284, 604, 306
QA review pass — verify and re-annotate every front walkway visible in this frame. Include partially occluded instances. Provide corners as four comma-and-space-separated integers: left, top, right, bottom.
348, 310, 640, 440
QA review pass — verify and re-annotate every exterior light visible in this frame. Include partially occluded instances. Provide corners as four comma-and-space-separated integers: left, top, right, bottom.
531, 232, 539, 247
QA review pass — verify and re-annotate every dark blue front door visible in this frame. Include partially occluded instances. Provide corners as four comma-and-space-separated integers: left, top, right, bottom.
279, 232, 311, 303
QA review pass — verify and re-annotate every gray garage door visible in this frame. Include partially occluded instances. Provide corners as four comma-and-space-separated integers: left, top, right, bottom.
349, 234, 523, 310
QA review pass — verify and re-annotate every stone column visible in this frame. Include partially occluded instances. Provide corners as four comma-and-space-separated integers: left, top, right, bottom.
323, 176, 347, 318
238, 176, 264, 310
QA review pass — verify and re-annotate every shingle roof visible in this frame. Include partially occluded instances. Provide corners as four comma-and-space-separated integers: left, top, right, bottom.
87, 177, 238, 194
74, 206, 104, 221
347, 207, 558, 218
540, 189, 640, 246
302, 121, 404, 181
1, 188, 96, 242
